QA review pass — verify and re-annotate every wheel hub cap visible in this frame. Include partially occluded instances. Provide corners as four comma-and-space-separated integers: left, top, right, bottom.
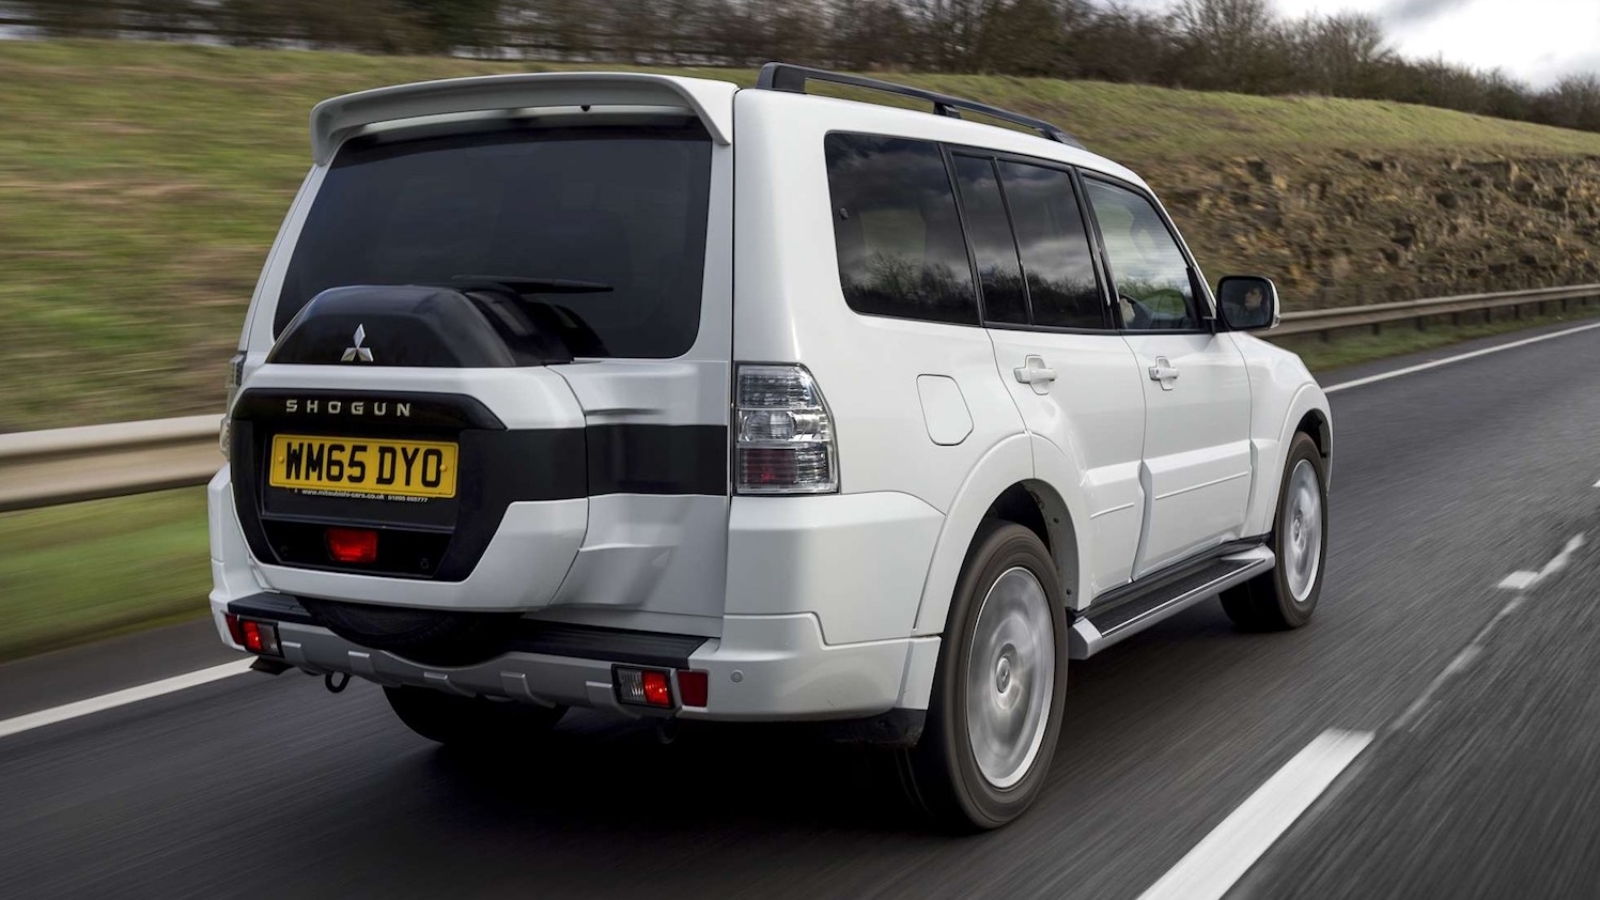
966, 567, 1055, 790
1283, 460, 1323, 603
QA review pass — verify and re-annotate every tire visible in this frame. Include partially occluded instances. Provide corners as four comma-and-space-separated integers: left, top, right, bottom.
384, 685, 565, 747
899, 521, 1069, 831
1221, 431, 1327, 631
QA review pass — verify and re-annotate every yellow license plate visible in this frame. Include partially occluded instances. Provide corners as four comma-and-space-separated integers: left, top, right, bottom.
268, 434, 458, 499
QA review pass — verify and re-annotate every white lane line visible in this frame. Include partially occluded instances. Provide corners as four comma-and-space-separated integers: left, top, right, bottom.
1398, 532, 1584, 731
1323, 320, 1600, 394
1496, 571, 1538, 591
1137, 729, 1373, 900
1499, 533, 1586, 593
1541, 534, 1586, 580
0, 658, 254, 741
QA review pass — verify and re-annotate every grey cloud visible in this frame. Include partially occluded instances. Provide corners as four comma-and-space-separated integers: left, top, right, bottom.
1385, 0, 1475, 26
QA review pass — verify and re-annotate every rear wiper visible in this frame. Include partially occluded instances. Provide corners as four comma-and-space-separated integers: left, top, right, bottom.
451, 275, 613, 295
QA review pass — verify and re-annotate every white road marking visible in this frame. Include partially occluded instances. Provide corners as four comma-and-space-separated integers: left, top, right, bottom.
1323, 320, 1600, 394
0, 658, 254, 741
1497, 571, 1538, 591
1136, 729, 1373, 900
1534, 534, 1585, 584
1397, 533, 1584, 731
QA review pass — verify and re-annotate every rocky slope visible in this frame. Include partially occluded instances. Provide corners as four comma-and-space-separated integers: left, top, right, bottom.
1157, 152, 1600, 307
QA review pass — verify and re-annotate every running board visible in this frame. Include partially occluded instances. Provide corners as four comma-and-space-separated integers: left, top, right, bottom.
1069, 546, 1275, 659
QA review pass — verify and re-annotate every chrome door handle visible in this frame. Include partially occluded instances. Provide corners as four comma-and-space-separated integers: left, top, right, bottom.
1014, 355, 1057, 394
1148, 356, 1179, 390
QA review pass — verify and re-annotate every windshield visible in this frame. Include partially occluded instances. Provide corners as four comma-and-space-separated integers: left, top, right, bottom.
276, 121, 712, 359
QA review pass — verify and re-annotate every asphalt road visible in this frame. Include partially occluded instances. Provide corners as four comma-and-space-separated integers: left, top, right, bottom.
5, 322, 1600, 899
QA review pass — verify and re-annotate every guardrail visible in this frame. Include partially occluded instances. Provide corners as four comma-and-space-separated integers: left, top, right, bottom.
0, 415, 221, 512
3, 283, 1597, 513
1274, 283, 1600, 338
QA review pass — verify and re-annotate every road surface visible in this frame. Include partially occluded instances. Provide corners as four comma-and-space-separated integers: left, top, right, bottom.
4, 321, 1599, 899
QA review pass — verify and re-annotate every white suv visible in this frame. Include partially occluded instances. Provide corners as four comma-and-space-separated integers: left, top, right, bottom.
209, 64, 1331, 830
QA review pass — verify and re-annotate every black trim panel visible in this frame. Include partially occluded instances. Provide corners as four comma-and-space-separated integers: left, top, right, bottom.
1083, 538, 1268, 628
233, 389, 505, 430
508, 621, 706, 669
1088, 559, 1250, 634
228, 593, 317, 625
587, 424, 727, 497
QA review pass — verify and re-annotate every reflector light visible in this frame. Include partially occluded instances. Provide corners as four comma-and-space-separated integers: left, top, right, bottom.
239, 619, 280, 656
614, 666, 675, 708
642, 670, 672, 707
224, 613, 245, 645
678, 670, 709, 708
326, 527, 378, 564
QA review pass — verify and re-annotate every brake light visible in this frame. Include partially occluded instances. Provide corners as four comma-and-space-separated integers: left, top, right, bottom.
224, 613, 245, 645
735, 364, 837, 494
642, 671, 671, 706
326, 527, 378, 564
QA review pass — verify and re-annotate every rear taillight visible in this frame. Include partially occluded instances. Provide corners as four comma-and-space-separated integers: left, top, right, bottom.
735, 364, 837, 495
226, 614, 281, 657
615, 666, 674, 708
221, 350, 246, 460
614, 666, 708, 709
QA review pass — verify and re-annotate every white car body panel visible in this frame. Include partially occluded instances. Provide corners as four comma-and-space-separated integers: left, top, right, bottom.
987, 329, 1147, 601
208, 70, 1331, 726
1122, 332, 1256, 576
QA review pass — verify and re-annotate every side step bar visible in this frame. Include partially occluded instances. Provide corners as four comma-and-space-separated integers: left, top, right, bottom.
1069, 545, 1275, 659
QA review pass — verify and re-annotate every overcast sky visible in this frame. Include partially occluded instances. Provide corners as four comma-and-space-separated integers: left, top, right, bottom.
1105, 0, 1600, 87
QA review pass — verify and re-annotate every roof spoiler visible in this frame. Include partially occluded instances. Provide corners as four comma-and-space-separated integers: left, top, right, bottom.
308, 72, 735, 164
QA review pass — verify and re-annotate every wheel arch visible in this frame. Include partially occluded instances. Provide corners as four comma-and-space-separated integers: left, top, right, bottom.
912, 435, 1090, 636
1243, 381, 1333, 535
1296, 407, 1332, 475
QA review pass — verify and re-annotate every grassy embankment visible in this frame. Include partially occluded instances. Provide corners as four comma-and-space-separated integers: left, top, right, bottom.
7, 39, 1600, 658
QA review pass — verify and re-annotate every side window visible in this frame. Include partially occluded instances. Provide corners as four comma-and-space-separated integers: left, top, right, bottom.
951, 155, 1028, 325
824, 134, 978, 325
1083, 179, 1199, 331
996, 161, 1106, 329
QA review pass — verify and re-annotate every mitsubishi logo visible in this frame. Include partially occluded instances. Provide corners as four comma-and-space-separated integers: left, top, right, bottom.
341, 324, 373, 363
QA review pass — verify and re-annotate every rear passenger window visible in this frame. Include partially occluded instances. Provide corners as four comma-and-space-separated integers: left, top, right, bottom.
952, 155, 1028, 325
997, 162, 1105, 329
824, 134, 978, 325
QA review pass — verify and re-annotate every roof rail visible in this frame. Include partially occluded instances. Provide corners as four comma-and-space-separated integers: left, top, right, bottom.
754, 62, 1083, 149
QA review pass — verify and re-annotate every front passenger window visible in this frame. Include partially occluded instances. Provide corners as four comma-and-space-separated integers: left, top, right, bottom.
1084, 179, 1199, 331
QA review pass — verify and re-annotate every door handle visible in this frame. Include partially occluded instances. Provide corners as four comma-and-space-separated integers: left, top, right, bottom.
1148, 356, 1179, 390
1014, 355, 1057, 394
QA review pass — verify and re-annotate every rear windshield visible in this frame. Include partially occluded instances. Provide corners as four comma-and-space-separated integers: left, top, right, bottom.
276, 122, 712, 359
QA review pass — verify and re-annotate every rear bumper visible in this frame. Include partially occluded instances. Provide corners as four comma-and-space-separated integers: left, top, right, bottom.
215, 593, 939, 723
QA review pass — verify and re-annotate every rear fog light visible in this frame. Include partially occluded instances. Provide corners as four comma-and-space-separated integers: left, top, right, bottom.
239, 619, 280, 657
326, 527, 378, 564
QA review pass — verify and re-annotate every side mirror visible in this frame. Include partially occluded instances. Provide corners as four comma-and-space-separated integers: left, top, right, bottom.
1216, 276, 1279, 331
